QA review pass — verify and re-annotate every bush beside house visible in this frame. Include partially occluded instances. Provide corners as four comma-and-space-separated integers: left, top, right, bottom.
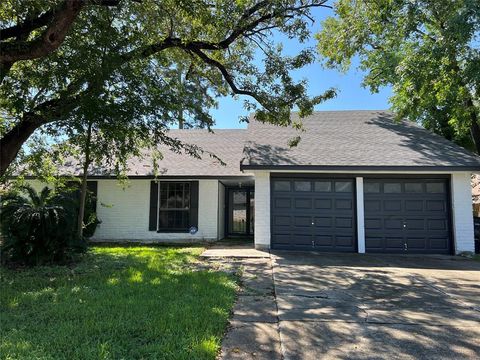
0, 184, 99, 265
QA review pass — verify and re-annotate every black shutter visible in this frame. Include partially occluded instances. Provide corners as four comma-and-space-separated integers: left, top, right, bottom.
87, 181, 98, 212
190, 181, 199, 228
149, 181, 158, 231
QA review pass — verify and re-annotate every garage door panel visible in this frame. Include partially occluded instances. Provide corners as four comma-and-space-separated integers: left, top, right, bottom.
427, 219, 447, 231
406, 237, 427, 249
294, 198, 312, 209
405, 200, 423, 211
335, 217, 353, 228
384, 200, 402, 211
429, 237, 449, 249
272, 177, 356, 251
385, 237, 405, 250
294, 216, 312, 227
271, 234, 291, 244
273, 216, 291, 227
365, 237, 383, 249
365, 218, 382, 230
335, 199, 353, 210
336, 235, 355, 248
273, 181, 291, 192
314, 198, 332, 209
274, 198, 291, 209
313, 217, 333, 228
364, 178, 451, 254
365, 200, 381, 212
405, 218, 425, 230
384, 218, 403, 230
426, 200, 446, 212
314, 235, 334, 246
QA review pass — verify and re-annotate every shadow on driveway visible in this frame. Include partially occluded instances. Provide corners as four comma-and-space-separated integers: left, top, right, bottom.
272, 252, 480, 359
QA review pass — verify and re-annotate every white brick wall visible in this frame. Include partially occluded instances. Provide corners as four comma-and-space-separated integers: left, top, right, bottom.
92, 179, 219, 242
451, 172, 475, 253
253, 171, 271, 249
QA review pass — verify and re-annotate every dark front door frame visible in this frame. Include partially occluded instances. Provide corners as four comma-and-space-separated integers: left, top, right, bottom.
225, 186, 254, 237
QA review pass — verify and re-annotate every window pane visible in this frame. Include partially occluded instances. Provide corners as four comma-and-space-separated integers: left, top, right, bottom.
274, 181, 291, 191
167, 185, 176, 208
405, 183, 423, 193
159, 182, 190, 210
315, 181, 332, 192
159, 186, 168, 208
384, 183, 401, 193
158, 182, 191, 231
183, 183, 191, 208
364, 182, 380, 193
294, 181, 311, 191
335, 181, 352, 192
426, 183, 445, 193
158, 210, 189, 230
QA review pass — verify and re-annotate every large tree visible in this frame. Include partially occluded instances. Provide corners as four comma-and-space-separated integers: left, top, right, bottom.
316, 0, 480, 153
0, 0, 335, 177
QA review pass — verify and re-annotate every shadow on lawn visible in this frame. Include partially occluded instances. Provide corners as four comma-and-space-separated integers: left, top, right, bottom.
0, 247, 237, 360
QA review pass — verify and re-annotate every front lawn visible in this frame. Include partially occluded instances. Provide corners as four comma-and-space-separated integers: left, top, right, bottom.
0, 246, 237, 360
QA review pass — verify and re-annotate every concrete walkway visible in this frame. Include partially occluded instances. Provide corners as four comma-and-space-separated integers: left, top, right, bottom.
201, 247, 270, 258
214, 252, 480, 360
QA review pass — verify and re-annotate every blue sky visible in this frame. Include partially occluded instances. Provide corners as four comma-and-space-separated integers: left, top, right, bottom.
211, 5, 392, 129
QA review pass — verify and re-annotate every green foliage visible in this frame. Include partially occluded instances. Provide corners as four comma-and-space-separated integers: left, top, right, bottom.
61, 181, 100, 239
0, 246, 237, 359
0, 184, 79, 265
1, 0, 335, 177
316, 0, 480, 151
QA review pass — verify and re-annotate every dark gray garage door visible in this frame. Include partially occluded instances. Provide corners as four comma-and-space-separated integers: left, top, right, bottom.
364, 178, 451, 254
271, 178, 356, 251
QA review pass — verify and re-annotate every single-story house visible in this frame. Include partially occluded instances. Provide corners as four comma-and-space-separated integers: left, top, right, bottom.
29, 110, 480, 254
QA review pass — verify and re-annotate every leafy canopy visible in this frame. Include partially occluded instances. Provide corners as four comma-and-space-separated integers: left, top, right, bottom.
316, 0, 480, 152
1, 0, 335, 177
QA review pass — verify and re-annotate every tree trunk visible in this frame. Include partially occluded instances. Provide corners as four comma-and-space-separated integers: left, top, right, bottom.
178, 110, 184, 129
0, 117, 43, 176
77, 122, 92, 239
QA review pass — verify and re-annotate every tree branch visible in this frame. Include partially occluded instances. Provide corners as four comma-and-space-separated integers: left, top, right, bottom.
0, 0, 84, 64
188, 47, 269, 109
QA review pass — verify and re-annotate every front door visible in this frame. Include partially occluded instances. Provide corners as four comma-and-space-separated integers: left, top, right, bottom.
227, 188, 254, 236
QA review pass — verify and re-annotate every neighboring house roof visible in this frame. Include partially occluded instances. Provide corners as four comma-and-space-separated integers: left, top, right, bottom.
241, 110, 480, 171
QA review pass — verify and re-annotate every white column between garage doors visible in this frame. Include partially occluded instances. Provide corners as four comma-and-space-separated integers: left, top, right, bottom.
356, 177, 366, 254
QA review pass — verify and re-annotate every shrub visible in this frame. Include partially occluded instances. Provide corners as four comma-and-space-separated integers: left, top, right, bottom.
0, 185, 79, 265
60, 182, 100, 239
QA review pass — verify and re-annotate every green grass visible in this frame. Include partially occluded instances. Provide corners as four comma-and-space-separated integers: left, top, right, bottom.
0, 246, 238, 360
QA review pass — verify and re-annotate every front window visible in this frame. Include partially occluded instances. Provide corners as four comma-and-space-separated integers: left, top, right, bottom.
158, 182, 191, 231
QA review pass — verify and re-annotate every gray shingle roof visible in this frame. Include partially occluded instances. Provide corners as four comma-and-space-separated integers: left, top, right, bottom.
58, 129, 248, 177
242, 110, 480, 170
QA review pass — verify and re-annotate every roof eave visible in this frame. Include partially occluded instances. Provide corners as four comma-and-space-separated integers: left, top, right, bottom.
239, 164, 480, 172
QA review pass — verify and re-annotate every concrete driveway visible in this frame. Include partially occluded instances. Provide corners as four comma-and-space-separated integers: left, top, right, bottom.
220, 253, 480, 360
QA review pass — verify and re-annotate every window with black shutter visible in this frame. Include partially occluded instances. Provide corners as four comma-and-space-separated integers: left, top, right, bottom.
149, 181, 198, 232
